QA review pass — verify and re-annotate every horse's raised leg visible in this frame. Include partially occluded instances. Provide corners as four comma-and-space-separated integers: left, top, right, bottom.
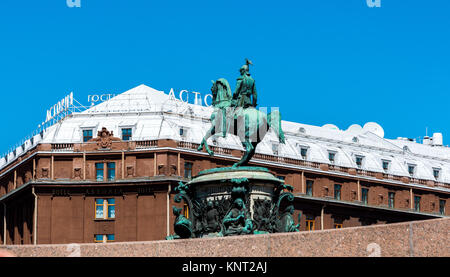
232, 141, 254, 168
197, 125, 215, 156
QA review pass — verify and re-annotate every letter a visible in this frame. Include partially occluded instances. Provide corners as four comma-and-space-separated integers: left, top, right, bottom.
67, 0, 81, 8
367, 0, 381, 7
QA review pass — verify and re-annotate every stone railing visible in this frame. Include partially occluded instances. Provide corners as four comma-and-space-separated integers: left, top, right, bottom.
383, 173, 403, 182
174, 142, 448, 189
410, 177, 428, 186
51, 143, 74, 151
135, 140, 158, 149
329, 164, 350, 174
178, 141, 200, 151
209, 146, 231, 155
357, 169, 376, 178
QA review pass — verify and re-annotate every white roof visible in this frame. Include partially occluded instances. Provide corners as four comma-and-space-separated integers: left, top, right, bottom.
2, 84, 450, 186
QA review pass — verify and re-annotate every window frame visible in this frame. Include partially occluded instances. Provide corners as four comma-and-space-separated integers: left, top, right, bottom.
95, 162, 104, 181
297, 145, 309, 160
107, 162, 116, 181
272, 143, 279, 155
407, 164, 416, 176
361, 188, 369, 205
95, 198, 116, 220
94, 234, 115, 243
334, 184, 342, 200
121, 127, 133, 141
388, 191, 395, 208
355, 155, 364, 168
414, 195, 421, 212
382, 159, 391, 171
306, 179, 314, 196
433, 168, 441, 180
439, 199, 446, 215
334, 223, 343, 229
305, 215, 315, 231
82, 129, 94, 142
184, 162, 193, 179
328, 151, 337, 163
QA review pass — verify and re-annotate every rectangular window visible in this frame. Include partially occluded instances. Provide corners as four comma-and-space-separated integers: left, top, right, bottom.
328, 152, 336, 163
388, 192, 395, 208
94, 234, 104, 243
433, 168, 440, 180
107, 162, 115, 181
95, 198, 115, 219
334, 184, 341, 200
272, 143, 279, 155
122, 128, 132, 141
361, 188, 369, 205
96, 163, 104, 181
184, 162, 193, 179
305, 215, 315, 231
382, 160, 390, 171
355, 156, 364, 168
306, 180, 313, 196
300, 147, 308, 159
408, 164, 416, 176
439, 200, 446, 215
107, 198, 115, 218
414, 196, 421, 212
95, 198, 104, 219
83, 129, 93, 142
94, 234, 115, 243
106, 234, 115, 242
179, 127, 185, 136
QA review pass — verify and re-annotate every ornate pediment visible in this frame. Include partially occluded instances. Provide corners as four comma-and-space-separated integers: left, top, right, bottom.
93, 127, 121, 149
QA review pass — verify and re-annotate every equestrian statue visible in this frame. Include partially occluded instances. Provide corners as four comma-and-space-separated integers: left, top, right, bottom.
197, 59, 286, 167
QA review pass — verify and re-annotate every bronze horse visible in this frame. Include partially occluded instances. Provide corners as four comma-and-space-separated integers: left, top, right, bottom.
198, 78, 285, 167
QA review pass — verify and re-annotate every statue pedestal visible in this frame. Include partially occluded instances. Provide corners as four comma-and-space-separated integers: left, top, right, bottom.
191, 167, 282, 219
168, 166, 299, 239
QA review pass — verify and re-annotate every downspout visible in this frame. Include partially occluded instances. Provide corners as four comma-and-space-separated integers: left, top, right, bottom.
31, 187, 38, 245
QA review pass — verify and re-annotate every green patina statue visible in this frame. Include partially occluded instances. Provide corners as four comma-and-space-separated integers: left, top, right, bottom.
279, 204, 300, 232
166, 206, 193, 240
222, 198, 253, 236
232, 59, 257, 108
198, 59, 286, 167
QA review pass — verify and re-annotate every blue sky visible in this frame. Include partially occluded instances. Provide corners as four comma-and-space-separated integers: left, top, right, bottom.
0, 0, 449, 154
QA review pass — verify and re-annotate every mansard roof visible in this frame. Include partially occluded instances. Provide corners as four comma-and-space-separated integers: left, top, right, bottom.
1, 84, 450, 186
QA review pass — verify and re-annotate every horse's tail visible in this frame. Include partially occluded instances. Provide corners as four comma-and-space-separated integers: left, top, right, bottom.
267, 110, 286, 144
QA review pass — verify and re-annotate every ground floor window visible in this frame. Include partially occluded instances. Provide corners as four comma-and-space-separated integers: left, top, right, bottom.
440, 199, 446, 215
305, 215, 315, 231
94, 234, 115, 243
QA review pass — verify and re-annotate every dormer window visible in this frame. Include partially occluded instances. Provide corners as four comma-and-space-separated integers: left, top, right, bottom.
382, 160, 390, 171
300, 147, 308, 159
408, 164, 416, 176
355, 155, 364, 168
328, 151, 336, 163
121, 128, 132, 141
180, 127, 187, 137
433, 168, 441, 180
83, 129, 93, 142
272, 143, 279, 155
